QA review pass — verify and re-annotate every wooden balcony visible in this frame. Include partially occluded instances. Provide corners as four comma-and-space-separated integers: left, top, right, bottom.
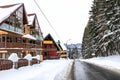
6, 42, 24, 48
0, 42, 5, 48
43, 48, 57, 51
43, 55, 60, 59
0, 42, 42, 49
36, 45, 42, 48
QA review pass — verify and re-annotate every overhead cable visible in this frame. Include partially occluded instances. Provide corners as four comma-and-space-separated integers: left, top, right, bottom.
34, 0, 63, 43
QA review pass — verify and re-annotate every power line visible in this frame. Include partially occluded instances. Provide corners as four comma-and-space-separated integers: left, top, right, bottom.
34, 0, 63, 43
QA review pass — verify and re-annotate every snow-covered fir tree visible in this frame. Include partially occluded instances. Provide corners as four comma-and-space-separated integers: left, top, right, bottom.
82, 0, 120, 58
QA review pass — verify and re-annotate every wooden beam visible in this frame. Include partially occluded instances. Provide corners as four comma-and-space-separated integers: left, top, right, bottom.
0, 30, 8, 34
0, 50, 8, 53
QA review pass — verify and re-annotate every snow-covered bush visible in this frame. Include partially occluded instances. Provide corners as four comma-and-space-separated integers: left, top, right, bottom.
8, 53, 19, 62
32, 55, 40, 60
24, 54, 32, 65
24, 54, 32, 61
8, 53, 19, 68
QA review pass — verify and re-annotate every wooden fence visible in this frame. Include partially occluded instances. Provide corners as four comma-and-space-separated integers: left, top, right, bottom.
0, 58, 40, 71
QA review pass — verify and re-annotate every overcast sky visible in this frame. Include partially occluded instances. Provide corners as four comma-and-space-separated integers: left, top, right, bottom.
0, 0, 93, 44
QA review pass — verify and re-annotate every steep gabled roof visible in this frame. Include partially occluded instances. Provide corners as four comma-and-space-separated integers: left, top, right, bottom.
44, 33, 60, 51
0, 3, 28, 25
27, 13, 42, 34
27, 13, 35, 26
57, 43, 63, 51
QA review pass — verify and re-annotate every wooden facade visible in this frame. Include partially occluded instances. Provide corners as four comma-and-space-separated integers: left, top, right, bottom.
27, 13, 43, 57
42, 34, 60, 59
0, 3, 43, 59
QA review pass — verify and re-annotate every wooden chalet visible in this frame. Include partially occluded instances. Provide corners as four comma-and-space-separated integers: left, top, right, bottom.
27, 13, 43, 56
42, 34, 60, 59
57, 43, 67, 58
0, 3, 43, 58
55, 40, 67, 58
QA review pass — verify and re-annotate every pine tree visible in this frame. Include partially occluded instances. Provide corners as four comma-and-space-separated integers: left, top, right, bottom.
82, 0, 120, 58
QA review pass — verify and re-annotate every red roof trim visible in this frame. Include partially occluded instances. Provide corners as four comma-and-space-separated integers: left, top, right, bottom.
0, 3, 21, 8
27, 13, 36, 16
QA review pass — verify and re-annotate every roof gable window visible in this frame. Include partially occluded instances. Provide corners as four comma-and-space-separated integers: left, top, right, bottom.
35, 18, 43, 40
35, 19, 40, 39
27, 13, 43, 40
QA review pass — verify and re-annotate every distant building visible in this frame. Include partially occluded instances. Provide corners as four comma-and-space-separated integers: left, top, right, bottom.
0, 3, 43, 58
42, 34, 62, 59
58, 43, 67, 58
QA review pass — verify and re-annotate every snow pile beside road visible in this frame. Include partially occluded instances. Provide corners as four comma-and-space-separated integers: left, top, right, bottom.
81, 55, 120, 73
54, 60, 73, 80
30, 60, 73, 80
0, 59, 73, 80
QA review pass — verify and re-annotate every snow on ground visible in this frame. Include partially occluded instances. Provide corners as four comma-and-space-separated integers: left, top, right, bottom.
81, 55, 120, 73
0, 59, 73, 80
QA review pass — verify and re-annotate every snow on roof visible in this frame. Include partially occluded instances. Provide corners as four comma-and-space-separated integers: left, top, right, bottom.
0, 4, 22, 24
23, 34, 36, 40
27, 15, 35, 25
8, 53, 19, 62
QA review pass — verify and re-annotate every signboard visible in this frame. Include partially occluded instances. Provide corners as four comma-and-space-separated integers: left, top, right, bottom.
43, 40, 53, 44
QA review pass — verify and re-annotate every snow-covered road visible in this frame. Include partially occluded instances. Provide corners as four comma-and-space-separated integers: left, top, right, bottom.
74, 60, 120, 80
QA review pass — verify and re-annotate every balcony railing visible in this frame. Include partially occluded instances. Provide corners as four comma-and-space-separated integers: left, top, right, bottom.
0, 42, 42, 49
6, 42, 24, 48
0, 23, 23, 34
43, 48, 57, 51
0, 42, 5, 48
36, 45, 42, 48
43, 55, 60, 59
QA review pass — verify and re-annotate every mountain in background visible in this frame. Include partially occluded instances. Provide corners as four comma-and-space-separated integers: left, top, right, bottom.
65, 43, 82, 52
64, 43, 82, 59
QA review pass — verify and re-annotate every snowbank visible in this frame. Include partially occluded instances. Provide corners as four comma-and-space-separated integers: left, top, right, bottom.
8, 53, 19, 62
0, 59, 73, 80
54, 60, 73, 80
81, 55, 120, 73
